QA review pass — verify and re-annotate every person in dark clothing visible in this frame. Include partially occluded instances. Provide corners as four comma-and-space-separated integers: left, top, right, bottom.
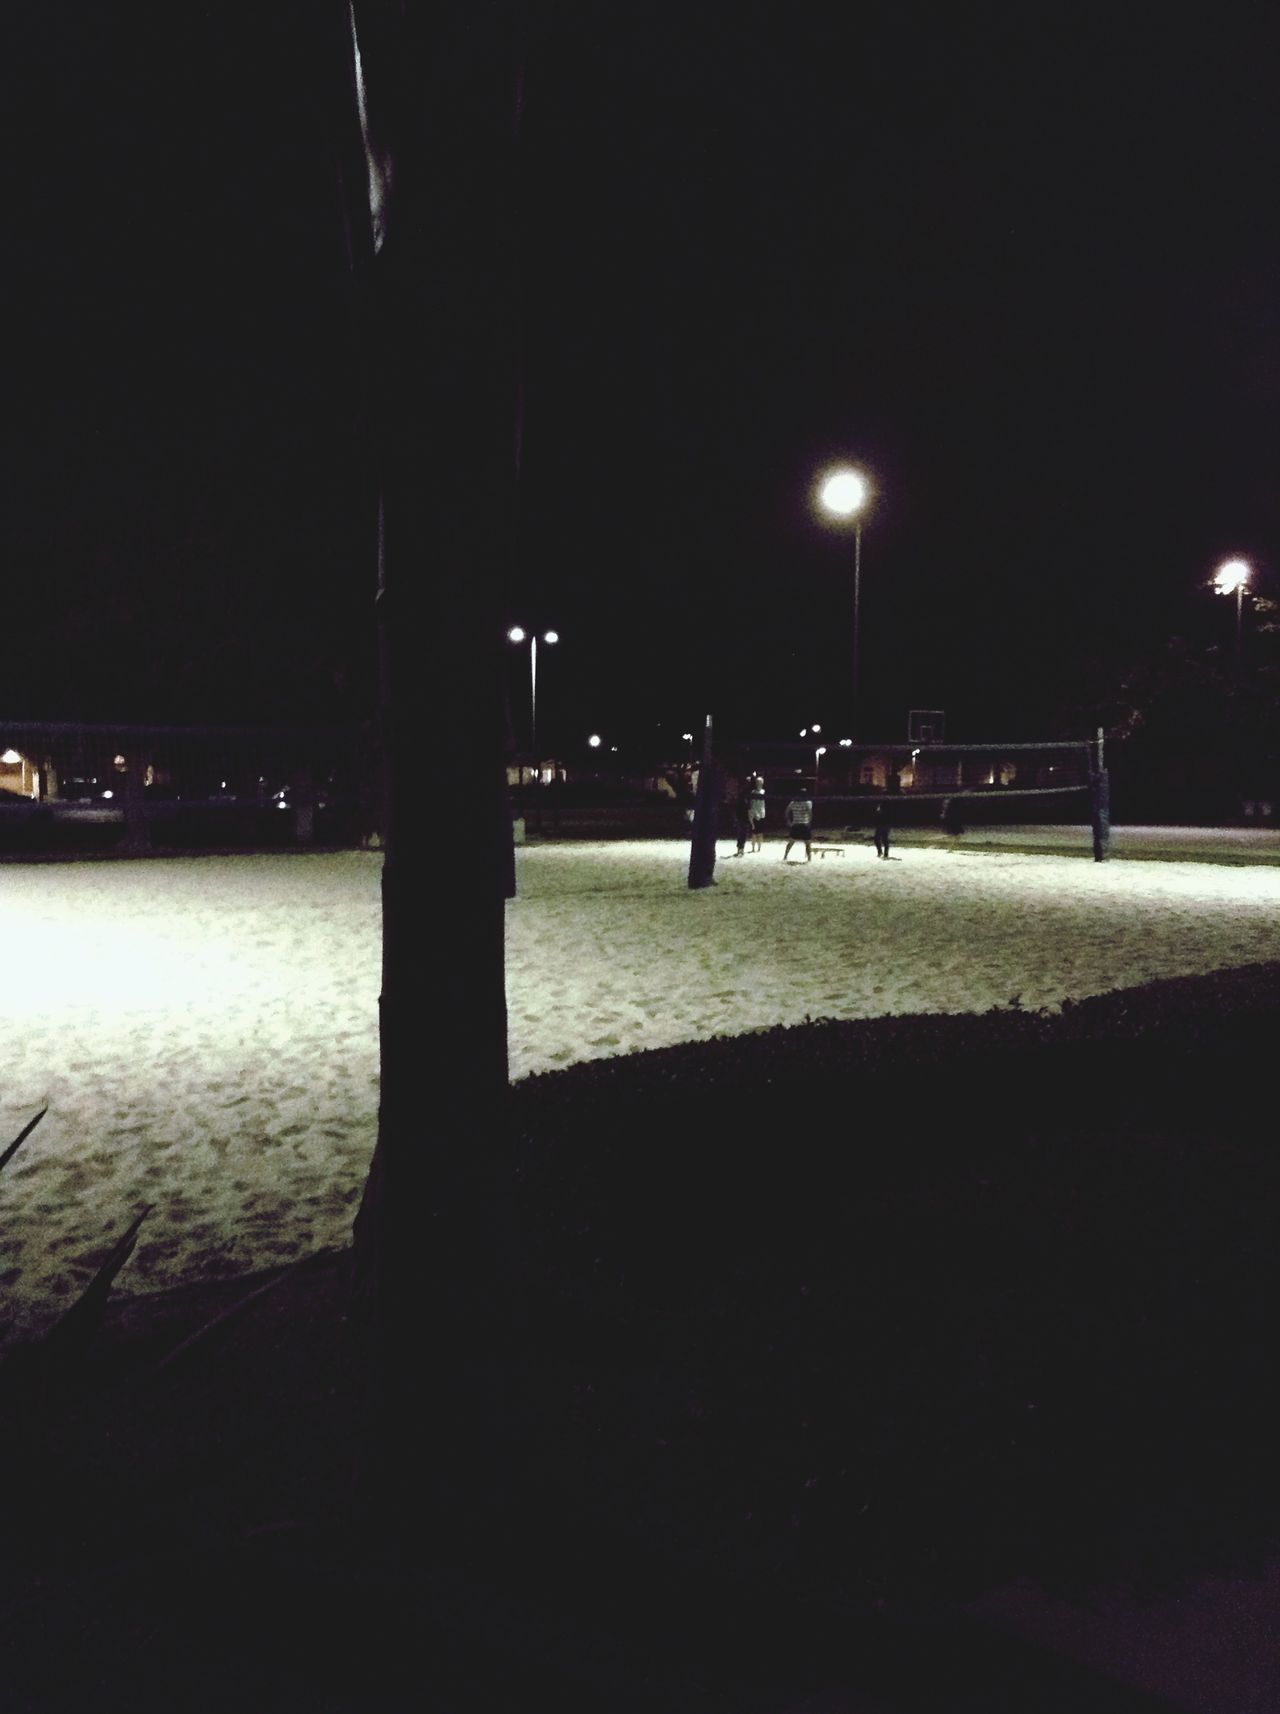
731, 794, 752, 856
873, 800, 891, 859
942, 796, 965, 836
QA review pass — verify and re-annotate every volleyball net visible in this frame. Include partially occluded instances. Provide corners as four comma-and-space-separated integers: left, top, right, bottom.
734, 736, 1110, 856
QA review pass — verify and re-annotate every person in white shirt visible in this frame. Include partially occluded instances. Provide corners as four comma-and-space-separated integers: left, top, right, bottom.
783, 788, 813, 862
745, 772, 766, 851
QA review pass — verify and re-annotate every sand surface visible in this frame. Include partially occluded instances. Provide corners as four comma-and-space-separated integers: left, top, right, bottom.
6, 839, 1280, 1346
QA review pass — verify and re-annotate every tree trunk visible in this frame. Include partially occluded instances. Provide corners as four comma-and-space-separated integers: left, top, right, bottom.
343, 0, 520, 1532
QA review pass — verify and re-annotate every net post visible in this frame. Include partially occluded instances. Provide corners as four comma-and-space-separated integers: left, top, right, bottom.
121, 749, 150, 856
688, 712, 719, 889
1090, 729, 1110, 862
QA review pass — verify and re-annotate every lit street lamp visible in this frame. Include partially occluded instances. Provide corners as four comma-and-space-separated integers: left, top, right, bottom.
817, 466, 871, 740
507, 626, 558, 779
1212, 560, 1250, 668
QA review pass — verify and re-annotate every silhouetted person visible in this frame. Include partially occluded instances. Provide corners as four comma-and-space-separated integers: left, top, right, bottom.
783, 787, 813, 862
731, 794, 752, 856
942, 796, 965, 836
873, 800, 891, 858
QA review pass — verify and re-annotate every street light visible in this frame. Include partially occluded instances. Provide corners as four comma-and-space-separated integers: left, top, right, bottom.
817, 466, 871, 740
1212, 560, 1250, 669
507, 626, 559, 779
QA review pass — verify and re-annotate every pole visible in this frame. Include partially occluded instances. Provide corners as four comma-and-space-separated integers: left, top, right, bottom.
529, 635, 540, 829
687, 711, 718, 889
1236, 583, 1244, 671
529, 633, 538, 763
852, 518, 862, 741
1091, 726, 1110, 862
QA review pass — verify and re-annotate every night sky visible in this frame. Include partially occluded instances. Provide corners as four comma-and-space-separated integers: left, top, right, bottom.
8, 4, 1278, 756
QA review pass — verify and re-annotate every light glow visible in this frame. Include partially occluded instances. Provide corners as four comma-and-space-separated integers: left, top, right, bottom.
507, 626, 527, 643
1213, 560, 1250, 596
543, 630, 559, 645
818, 467, 869, 518
588, 734, 602, 748
1, 749, 21, 765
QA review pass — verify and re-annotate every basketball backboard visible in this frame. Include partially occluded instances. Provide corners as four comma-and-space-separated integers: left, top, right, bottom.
908, 709, 946, 743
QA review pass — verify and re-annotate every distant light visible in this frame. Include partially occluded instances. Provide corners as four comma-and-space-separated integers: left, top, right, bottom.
113, 753, 127, 767
0, 749, 21, 765
815, 746, 827, 757
839, 738, 853, 748
818, 467, 869, 518
543, 630, 559, 645
101, 790, 114, 800
1213, 559, 1250, 595
588, 734, 602, 748
507, 626, 526, 643
812, 723, 821, 733
681, 733, 694, 743
799, 728, 807, 737
610, 745, 618, 752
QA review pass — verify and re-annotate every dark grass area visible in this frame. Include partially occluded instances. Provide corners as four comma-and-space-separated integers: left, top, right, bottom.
476, 965, 1280, 1613
2, 964, 1278, 1706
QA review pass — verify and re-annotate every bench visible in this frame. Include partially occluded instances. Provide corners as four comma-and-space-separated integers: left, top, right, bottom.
810, 840, 845, 858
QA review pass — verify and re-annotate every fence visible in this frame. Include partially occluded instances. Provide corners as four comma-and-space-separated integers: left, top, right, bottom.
0, 720, 375, 857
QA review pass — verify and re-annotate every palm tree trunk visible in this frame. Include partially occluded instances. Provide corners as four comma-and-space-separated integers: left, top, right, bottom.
342, 0, 520, 1529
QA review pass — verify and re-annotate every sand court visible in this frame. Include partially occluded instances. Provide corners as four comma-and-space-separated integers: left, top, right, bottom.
5, 841, 1280, 1348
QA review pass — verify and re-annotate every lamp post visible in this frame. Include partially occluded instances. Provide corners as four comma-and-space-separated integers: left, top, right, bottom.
800, 724, 823, 786
507, 626, 558, 782
1212, 560, 1250, 670
817, 467, 871, 740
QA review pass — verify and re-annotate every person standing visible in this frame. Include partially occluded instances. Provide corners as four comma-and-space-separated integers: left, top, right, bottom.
783, 786, 813, 862
731, 793, 752, 856
873, 800, 891, 859
746, 771, 766, 852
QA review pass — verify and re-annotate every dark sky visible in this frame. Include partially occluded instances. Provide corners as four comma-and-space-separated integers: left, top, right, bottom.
8, 4, 1279, 754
